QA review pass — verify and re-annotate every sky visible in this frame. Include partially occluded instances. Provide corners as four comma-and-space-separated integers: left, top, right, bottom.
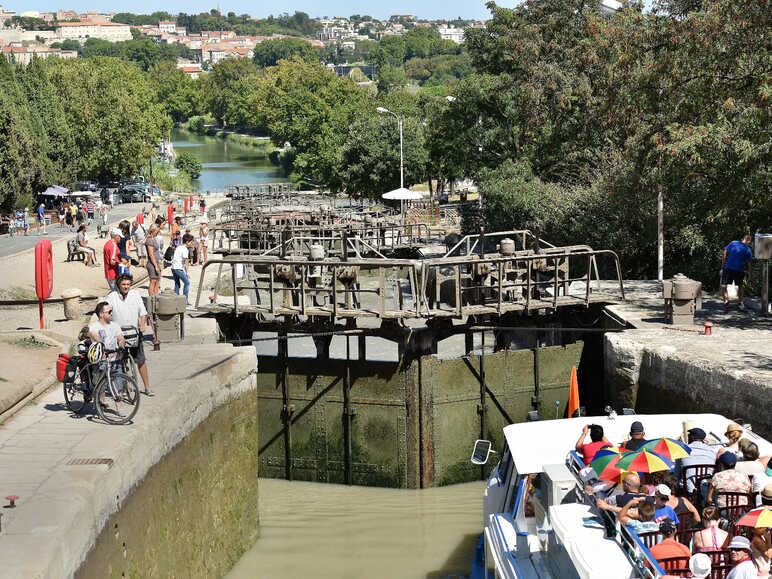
7, 0, 496, 21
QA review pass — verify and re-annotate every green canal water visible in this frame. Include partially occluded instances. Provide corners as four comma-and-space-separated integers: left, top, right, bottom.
170, 127, 285, 193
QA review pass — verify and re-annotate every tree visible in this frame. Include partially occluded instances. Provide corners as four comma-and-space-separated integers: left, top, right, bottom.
148, 61, 200, 122
252, 37, 322, 68
175, 151, 202, 179
199, 57, 258, 125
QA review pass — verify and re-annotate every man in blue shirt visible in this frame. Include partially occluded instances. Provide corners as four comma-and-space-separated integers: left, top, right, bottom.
721, 234, 754, 310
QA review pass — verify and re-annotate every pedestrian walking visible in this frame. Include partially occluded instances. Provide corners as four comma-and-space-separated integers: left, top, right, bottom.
171, 233, 194, 305
145, 224, 163, 296
198, 218, 209, 265
37, 203, 47, 235
86, 198, 95, 225
100, 202, 109, 227
721, 234, 754, 311
58, 204, 66, 230
199, 196, 206, 214
131, 220, 147, 268
22, 207, 30, 235
103, 228, 121, 292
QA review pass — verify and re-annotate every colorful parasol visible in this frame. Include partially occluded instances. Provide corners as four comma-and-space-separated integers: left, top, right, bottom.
590, 448, 625, 481
736, 507, 772, 528
640, 438, 692, 461
615, 449, 674, 473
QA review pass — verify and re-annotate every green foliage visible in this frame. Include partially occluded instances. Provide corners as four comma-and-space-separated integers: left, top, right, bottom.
175, 151, 202, 179
148, 61, 201, 122
50, 39, 81, 52
199, 57, 258, 125
268, 146, 297, 177
81, 36, 195, 71
187, 115, 206, 134
8, 16, 54, 30
175, 10, 319, 37
253, 37, 322, 68
144, 160, 192, 192
456, 0, 771, 284
112, 11, 174, 25
404, 53, 471, 87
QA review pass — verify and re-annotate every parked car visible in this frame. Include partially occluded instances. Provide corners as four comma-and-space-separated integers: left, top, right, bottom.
75, 180, 98, 192
119, 184, 152, 203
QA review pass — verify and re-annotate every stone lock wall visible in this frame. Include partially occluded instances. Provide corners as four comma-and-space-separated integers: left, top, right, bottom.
76, 389, 260, 579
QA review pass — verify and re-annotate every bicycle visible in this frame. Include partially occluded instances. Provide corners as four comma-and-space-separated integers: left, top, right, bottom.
63, 345, 140, 425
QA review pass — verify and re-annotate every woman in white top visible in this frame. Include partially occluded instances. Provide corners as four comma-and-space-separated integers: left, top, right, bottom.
171, 233, 194, 305
197, 219, 209, 265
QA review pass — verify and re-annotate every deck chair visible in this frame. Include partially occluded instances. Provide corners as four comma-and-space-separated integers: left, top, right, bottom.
681, 464, 715, 509
637, 530, 660, 549
658, 555, 691, 577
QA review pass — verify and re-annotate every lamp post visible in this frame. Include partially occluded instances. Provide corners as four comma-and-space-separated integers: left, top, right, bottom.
376, 107, 403, 190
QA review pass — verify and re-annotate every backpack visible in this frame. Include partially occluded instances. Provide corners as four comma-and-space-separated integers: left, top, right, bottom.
163, 244, 174, 265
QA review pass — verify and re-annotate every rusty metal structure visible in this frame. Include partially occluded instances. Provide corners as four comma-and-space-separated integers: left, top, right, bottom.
194, 189, 626, 485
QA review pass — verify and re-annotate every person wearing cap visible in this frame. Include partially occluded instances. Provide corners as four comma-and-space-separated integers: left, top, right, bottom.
726, 536, 758, 579
680, 427, 718, 494
197, 218, 209, 265
707, 452, 751, 509
647, 484, 681, 525
103, 229, 122, 291
37, 203, 47, 235
718, 423, 745, 459
621, 421, 648, 451
649, 518, 691, 567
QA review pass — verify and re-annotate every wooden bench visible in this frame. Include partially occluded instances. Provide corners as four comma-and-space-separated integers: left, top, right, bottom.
66, 238, 89, 262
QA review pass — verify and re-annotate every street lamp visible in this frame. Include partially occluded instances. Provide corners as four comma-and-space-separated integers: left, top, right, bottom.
376, 107, 404, 190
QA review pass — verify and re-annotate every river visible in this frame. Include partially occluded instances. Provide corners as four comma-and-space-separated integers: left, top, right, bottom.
227, 479, 484, 579
170, 127, 285, 193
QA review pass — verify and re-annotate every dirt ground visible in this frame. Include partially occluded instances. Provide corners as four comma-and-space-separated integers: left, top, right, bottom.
0, 337, 59, 414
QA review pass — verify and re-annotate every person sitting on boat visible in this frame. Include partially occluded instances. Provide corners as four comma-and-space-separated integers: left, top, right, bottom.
735, 442, 766, 476
693, 506, 730, 553
680, 427, 717, 494
647, 484, 680, 525
650, 518, 691, 568
726, 536, 759, 579
763, 484, 772, 507
599, 473, 647, 512
750, 526, 771, 579
575, 424, 611, 465
620, 421, 648, 451
616, 496, 660, 534
706, 452, 751, 509
641, 472, 667, 496
718, 423, 744, 459
662, 473, 701, 525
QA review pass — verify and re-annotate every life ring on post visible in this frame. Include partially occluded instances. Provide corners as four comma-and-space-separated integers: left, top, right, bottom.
34, 239, 53, 329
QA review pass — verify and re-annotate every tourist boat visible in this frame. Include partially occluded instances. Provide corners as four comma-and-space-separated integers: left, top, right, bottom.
470, 413, 772, 578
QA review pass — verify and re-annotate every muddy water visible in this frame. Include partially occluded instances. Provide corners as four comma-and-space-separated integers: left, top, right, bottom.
227, 479, 485, 579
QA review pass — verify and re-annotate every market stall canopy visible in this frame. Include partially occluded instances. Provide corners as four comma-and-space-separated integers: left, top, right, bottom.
39, 185, 69, 197
382, 187, 424, 201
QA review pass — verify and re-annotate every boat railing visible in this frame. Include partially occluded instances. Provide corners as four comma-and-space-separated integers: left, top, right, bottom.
565, 451, 666, 579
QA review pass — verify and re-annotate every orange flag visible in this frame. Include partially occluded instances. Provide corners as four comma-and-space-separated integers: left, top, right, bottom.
568, 365, 580, 418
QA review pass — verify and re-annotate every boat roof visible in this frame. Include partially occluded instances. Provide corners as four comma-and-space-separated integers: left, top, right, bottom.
503, 413, 772, 475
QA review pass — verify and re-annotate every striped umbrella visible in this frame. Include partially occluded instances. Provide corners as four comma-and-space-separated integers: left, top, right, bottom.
736, 507, 772, 528
640, 438, 692, 461
616, 449, 674, 473
590, 448, 625, 481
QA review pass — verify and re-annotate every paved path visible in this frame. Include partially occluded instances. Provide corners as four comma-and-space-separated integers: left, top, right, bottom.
0, 202, 149, 259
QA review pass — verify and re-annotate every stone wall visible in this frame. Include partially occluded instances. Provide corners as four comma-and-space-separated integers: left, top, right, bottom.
76, 388, 259, 579
605, 331, 772, 438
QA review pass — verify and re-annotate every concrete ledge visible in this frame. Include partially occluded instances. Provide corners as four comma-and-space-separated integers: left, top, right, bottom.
0, 342, 257, 579
605, 329, 772, 438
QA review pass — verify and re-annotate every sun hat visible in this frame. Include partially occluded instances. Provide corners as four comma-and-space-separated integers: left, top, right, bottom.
688, 553, 711, 578
725, 423, 743, 436
655, 484, 672, 497
761, 483, 772, 500
727, 536, 751, 551
110, 228, 122, 237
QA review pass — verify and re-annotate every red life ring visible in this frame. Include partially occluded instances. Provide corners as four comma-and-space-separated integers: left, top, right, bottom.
35, 239, 53, 301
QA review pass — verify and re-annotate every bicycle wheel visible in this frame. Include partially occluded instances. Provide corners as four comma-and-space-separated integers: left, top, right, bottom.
94, 372, 140, 425
63, 368, 90, 414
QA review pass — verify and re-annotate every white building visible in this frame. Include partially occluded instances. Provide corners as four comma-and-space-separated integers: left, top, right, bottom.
158, 20, 177, 34
437, 25, 465, 44
56, 21, 132, 42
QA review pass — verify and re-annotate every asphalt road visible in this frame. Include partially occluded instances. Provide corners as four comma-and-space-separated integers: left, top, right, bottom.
0, 202, 149, 258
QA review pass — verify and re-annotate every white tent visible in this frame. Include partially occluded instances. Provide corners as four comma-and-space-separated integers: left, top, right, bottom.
382, 187, 424, 200
39, 185, 69, 197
